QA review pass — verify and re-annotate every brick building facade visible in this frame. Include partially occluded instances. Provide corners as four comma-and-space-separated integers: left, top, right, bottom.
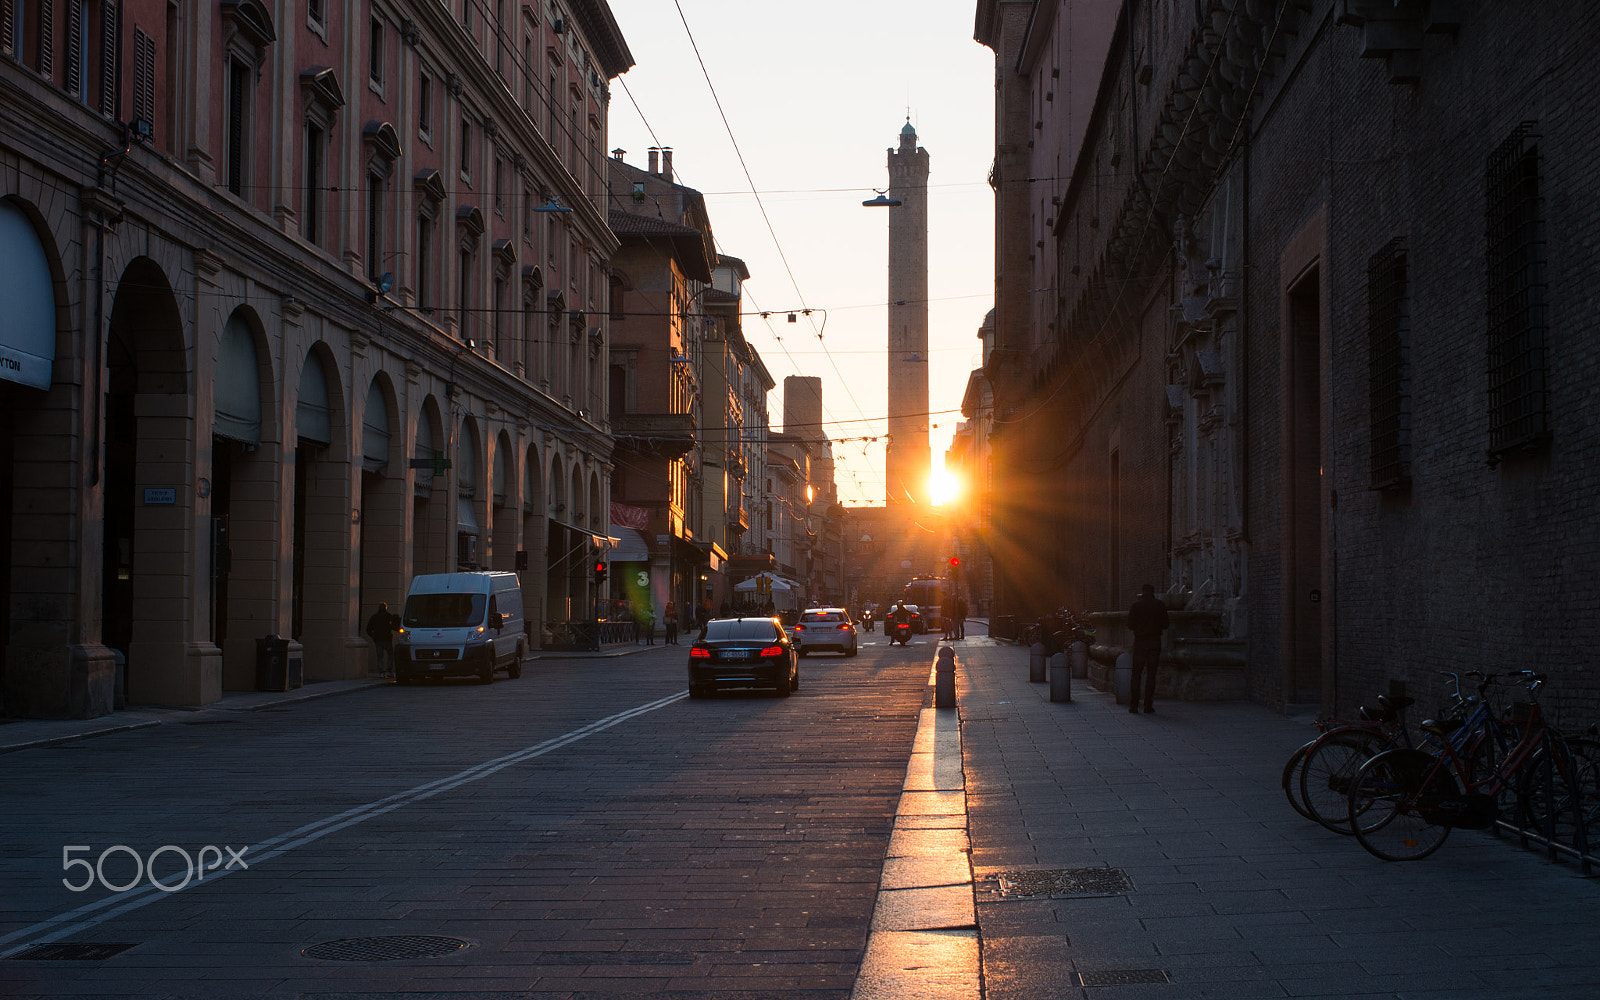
977, 0, 1600, 718
0, 0, 632, 716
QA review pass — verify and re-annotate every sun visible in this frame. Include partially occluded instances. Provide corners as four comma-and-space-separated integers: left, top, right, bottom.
927, 468, 962, 506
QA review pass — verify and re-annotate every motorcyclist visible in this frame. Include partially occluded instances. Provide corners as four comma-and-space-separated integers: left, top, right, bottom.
861, 607, 874, 632
891, 601, 912, 642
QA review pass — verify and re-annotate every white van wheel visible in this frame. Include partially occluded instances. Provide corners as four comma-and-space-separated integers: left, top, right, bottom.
509, 645, 523, 679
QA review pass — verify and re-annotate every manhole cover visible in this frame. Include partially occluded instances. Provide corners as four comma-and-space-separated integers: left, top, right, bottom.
1078, 969, 1170, 986
303, 935, 471, 962
13, 943, 137, 960
982, 866, 1132, 898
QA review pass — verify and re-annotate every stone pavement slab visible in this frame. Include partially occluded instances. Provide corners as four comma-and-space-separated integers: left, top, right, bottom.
950, 635, 1600, 1000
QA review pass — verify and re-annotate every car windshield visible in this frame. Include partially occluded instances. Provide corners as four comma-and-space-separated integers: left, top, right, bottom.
702, 620, 781, 641
403, 593, 487, 628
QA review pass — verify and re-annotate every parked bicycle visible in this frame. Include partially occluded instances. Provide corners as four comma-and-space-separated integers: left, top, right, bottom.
1345, 671, 1586, 861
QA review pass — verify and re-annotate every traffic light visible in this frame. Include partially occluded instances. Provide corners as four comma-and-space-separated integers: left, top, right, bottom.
593, 560, 608, 586
948, 555, 962, 579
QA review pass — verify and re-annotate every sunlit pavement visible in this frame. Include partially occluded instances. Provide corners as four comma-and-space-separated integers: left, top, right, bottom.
950, 633, 1600, 1000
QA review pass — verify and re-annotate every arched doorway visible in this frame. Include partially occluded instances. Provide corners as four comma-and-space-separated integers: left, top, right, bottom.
411, 398, 447, 574
358, 375, 405, 627
105, 258, 204, 704
292, 345, 353, 679
455, 417, 483, 569
211, 306, 280, 691
490, 431, 516, 571
520, 443, 545, 642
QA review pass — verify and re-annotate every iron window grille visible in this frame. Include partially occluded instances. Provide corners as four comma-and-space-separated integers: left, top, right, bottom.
1484, 122, 1549, 460
1367, 237, 1410, 490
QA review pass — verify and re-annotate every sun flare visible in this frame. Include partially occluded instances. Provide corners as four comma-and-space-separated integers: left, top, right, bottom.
928, 468, 962, 507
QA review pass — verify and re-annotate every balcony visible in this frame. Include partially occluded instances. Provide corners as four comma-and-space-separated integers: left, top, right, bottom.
612, 412, 697, 458
727, 500, 749, 533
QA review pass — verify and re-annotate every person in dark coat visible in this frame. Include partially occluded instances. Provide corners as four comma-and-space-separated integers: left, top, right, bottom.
365, 602, 399, 678
1127, 584, 1170, 713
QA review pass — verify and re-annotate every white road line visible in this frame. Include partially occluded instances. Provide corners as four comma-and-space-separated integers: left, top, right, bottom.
0, 691, 687, 958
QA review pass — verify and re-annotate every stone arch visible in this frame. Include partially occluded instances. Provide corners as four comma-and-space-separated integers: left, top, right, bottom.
291, 341, 356, 676
456, 415, 483, 569
412, 395, 448, 574
522, 440, 546, 643
1, 196, 120, 717
358, 371, 406, 631
100, 257, 206, 703
490, 429, 516, 571
210, 303, 282, 690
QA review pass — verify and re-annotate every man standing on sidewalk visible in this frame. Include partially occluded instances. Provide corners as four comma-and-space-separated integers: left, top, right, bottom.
1127, 584, 1169, 714
366, 602, 399, 678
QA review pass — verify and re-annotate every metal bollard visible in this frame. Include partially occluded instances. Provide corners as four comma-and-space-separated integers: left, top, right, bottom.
1114, 651, 1132, 705
1029, 641, 1047, 683
1070, 640, 1088, 680
1049, 651, 1071, 702
935, 646, 957, 708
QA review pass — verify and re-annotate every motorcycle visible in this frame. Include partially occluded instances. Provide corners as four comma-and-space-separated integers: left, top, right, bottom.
889, 619, 912, 646
862, 610, 874, 632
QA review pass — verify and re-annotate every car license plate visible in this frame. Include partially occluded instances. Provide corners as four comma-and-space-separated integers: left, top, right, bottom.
722, 651, 750, 661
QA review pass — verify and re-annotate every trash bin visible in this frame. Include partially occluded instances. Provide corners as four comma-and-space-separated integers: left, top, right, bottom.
256, 635, 291, 692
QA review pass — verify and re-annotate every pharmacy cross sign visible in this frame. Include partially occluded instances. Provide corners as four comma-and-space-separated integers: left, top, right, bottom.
408, 451, 452, 475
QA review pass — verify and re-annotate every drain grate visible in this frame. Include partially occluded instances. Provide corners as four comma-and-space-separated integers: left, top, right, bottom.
1078, 969, 1171, 986
982, 866, 1132, 898
303, 935, 470, 962
13, 942, 137, 960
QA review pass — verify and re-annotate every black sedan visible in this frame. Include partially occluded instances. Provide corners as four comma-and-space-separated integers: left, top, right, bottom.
687, 617, 799, 698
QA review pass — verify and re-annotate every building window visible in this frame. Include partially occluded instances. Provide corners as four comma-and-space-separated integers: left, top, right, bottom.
35, 0, 55, 75
307, 0, 322, 26
304, 124, 324, 244
1367, 238, 1409, 490
417, 214, 434, 310
98, 0, 120, 119
494, 0, 505, 78
493, 275, 507, 358
459, 116, 472, 180
418, 70, 431, 138
459, 248, 473, 342
1485, 122, 1549, 458
225, 56, 249, 195
369, 15, 383, 86
131, 26, 155, 132
493, 155, 504, 215
367, 171, 387, 278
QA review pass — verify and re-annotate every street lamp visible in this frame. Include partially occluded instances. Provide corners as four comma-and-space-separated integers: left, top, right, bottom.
862, 189, 901, 208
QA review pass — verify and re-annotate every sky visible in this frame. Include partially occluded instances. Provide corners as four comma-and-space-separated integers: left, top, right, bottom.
604, 0, 997, 507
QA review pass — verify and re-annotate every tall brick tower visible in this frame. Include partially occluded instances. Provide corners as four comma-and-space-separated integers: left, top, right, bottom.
886, 120, 930, 513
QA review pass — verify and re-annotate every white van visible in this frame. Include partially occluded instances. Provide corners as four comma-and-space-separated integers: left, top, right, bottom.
394, 572, 526, 684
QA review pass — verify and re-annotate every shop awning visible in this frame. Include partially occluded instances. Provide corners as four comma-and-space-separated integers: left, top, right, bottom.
608, 526, 650, 562
0, 202, 56, 390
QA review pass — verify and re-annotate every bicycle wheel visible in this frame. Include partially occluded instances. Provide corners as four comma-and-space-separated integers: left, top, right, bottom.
1348, 748, 1455, 862
1515, 738, 1589, 842
1567, 737, 1600, 844
1283, 739, 1316, 821
1300, 728, 1388, 834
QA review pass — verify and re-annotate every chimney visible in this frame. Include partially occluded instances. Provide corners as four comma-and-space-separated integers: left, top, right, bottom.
647, 147, 659, 174
661, 147, 673, 182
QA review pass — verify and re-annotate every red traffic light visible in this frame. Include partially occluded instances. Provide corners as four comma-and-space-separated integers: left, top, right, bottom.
593, 561, 606, 574
948, 556, 961, 567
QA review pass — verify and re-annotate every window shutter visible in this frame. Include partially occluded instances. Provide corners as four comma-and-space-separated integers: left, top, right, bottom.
97, 0, 118, 118
64, 0, 81, 94
227, 61, 244, 191
37, 0, 53, 77
1, 0, 15, 57
131, 25, 152, 123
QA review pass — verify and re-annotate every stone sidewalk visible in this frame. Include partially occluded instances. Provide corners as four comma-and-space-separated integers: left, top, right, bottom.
951, 636, 1600, 1000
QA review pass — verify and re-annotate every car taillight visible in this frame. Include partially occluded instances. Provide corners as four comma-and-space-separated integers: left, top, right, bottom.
760, 645, 785, 658
690, 647, 711, 658
794, 624, 805, 631
839, 624, 850, 630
